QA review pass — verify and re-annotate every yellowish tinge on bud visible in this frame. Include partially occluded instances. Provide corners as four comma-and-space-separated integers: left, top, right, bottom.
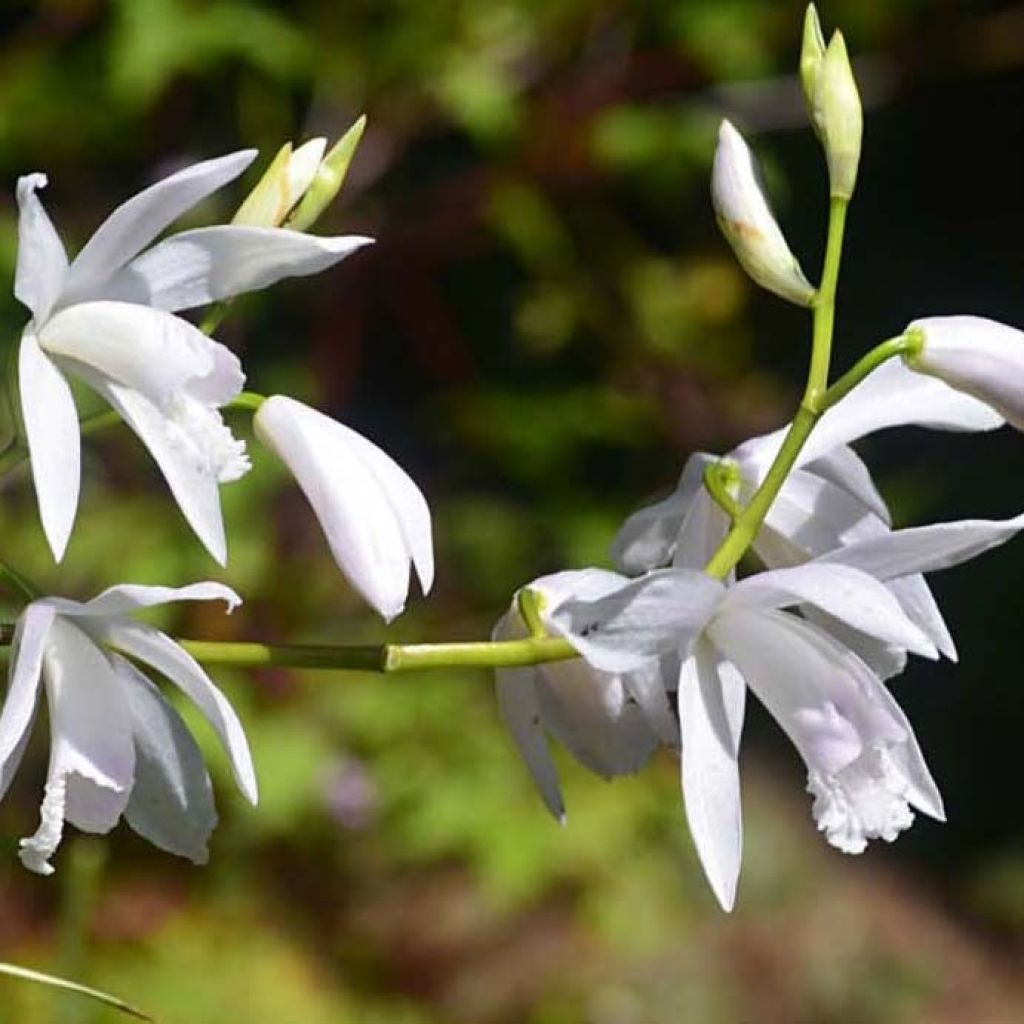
287, 115, 367, 233
800, 8, 863, 200
232, 138, 327, 228
711, 120, 816, 307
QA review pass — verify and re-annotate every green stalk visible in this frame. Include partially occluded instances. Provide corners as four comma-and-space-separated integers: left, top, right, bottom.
703, 196, 849, 580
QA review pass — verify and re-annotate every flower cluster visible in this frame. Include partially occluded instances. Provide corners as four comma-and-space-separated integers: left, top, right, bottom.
2, 126, 435, 871
493, 7, 1024, 910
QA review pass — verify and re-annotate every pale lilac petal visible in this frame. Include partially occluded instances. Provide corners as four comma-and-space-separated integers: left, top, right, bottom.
14, 174, 68, 323
19, 332, 81, 561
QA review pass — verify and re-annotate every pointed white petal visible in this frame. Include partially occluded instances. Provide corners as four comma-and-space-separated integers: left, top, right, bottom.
495, 665, 565, 822
14, 174, 68, 323
90, 380, 229, 564
622, 657, 679, 746
94, 620, 257, 805
0, 603, 55, 798
254, 396, 424, 621
62, 150, 256, 301
712, 121, 814, 306
733, 358, 1003, 481
801, 604, 908, 681
542, 568, 725, 673
19, 332, 81, 561
678, 642, 745, 911
817, 512, 1024, 580
20, 620, 135, 875
116, 656, 217, 864
804, 446, 890, 524
105, 227, 373, 312
725, 563, 937, 658
707, 608, 943, 852
674, 488, 731, 571
907, 316, 1024, 430
887, 575, 956, 662
531, 567, 633, 604
610, 454, 714, 573
80, 581, 240, 618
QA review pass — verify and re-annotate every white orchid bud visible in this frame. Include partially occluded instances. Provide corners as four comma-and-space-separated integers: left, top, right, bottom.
800, 8, 862, 200
711, 120, 815, 306
288, 116, 367, 232
232, 138, 327, 228
904, 316, 1024, 430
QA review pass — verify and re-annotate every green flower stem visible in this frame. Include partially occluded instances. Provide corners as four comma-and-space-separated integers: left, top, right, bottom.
0, 559, 38, 600
703, 195, 849, 580
516, 588, 547, 638
0, 963, 152, 1021
702, 460, 743, 521
822, 332, 920, 409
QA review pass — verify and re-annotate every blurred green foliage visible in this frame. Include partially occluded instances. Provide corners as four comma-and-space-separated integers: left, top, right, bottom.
1, 0, 1024, 1022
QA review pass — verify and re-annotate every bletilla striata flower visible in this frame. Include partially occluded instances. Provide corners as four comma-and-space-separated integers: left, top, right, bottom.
540, 562, 945, 911
493, 570, 678, 821
0, 583, 257, 875
14, 152, 372, 564
612, 357, 1003, 675
253, 395, 433, 622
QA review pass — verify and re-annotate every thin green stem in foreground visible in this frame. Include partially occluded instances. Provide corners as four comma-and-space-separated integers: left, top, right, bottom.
703, 195, 849, 580
702, 460, 743, 521
0, 963, 152, 1021
823, 332, 920, 408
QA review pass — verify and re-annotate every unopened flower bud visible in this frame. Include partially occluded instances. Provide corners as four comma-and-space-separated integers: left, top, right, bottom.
711, 120, 815, 306
287, 116, 367, 232
232, 138, 327, 228
904, 315, 1024, 429
799, 4, 827, 104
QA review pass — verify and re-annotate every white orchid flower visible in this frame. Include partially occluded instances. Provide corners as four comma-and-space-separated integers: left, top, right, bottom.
252, 395, 433, 622
711, 120, 815, 306
611, 357, 1004, 672
541, 562, 944, 911
14, 152, 373, 564
232, 138, 328, 228
0, 582, 257, 875
493, 570, 678, 821
904, 316, 1024, 430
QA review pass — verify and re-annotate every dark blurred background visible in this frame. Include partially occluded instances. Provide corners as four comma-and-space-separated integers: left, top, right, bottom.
1, 1, 1023, 1021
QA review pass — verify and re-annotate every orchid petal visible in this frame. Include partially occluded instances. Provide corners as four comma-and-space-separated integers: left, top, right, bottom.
80, 581, 240, 618
0, 603, 55, 798
678, 641, 745, 911
817, 513, 1024, 580
622, 657, 679, 746
887, 575, 956, 662
724, 563, 937, 658
804, 446, 890, 523
14, 174, 68, 323
674, 487, 731, 571
20, 620, 135, 875
117, 656, 217, 865
61, 150, 256, 302
93, 620, 257, 805
104, 227, 373, 312
543, 568, 725, 673
19, 333, 81, 561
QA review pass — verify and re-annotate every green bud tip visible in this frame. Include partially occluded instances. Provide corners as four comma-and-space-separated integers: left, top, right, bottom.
287, 115, 368, 232
800, 4, 826, 100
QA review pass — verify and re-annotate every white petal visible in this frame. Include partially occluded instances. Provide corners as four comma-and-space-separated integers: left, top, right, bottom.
38, 301, 220, 404
0, 603, 55, 798
610, 454, 714, 573
20, 619, 135, 875
622, 657, 679, 746
542, 568, 725, 673
61, 150, 256, 302
495, 665, 565, 822
817, 512, 1024, 581
14, 173, 68, 323
531, 567, 633, 605
80, 581, 241, 618
116, 656, 217, 865
90, 380, 229, 564
711, 121, 814, 306
707, 608, 942, 852
94, 620, 257, 805
678, 642, 745, 911
907, 316, 1024, 430
733, 358, 1004, 481
887, 575, 956, 662
725, 563, 937, 658
534, 658, 660, 778
800, 604, 908, 681
254, 396, 426, 621
673, 487, 731, 571
804, 446, 890, 524
19, 332, 81, 561
105, 227, 373, 312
